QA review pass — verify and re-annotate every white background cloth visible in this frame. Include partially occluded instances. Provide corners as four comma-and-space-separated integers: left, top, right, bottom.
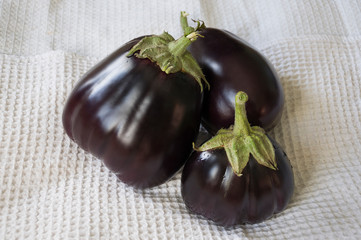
1, 0, 361, 239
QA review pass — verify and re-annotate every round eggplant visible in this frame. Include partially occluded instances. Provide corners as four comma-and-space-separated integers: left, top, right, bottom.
181, 91, 294, 226
181, 14, 284, 134
63, 32, 207, 188
181, 137, 294, 226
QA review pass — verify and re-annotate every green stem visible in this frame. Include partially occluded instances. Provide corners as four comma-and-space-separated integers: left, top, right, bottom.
194, 91, 277, 175
180, 11, 193, 35
233, 92, 252, 136
127, 30, 207, 91
180, 11, 206, 36
168, 32, 199, 57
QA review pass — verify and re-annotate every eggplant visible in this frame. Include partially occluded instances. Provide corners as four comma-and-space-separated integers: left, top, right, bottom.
181, 13, 284, 134
182, 138, 294, 226
181, 92, 294, 226
62, 31, 207, 188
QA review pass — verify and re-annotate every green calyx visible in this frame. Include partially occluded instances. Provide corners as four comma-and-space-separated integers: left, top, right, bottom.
194, 92, 277, 176
127, 25, 209, 91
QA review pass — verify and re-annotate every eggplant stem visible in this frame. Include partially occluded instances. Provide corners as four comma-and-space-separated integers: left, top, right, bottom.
180, 11, 206, 36
168, 32, 201, 57
127, 28, 208, 91
195, 91, 277, 175
180, 11, 193, 36
233, 92, 252, 136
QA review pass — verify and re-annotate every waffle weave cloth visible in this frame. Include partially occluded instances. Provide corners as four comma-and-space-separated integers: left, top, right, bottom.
1, 0, 361, 239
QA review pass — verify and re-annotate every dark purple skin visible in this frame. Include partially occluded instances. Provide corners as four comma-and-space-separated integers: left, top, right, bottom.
62, 37, 203, 188
188, 28, 284, 134
181, 136, 294, 226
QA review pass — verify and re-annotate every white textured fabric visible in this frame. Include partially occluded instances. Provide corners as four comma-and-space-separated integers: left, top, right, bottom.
1, 0, 361, 239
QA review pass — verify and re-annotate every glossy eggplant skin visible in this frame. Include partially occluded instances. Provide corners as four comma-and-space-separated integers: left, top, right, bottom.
188, 28, 284, 134
62, 37, 203, 188
181, 136, 294, 226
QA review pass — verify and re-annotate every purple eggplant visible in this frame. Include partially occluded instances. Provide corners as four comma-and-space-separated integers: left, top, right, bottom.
63, 30, 208, 188
181, 13, 284, 134
181, 91, 294, 226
